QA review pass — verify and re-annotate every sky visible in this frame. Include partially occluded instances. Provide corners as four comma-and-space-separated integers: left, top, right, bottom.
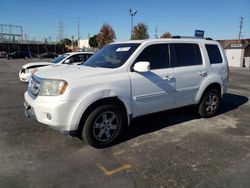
0, 0, 249, 42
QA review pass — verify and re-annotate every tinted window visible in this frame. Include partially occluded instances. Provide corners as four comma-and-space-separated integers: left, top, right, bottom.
135, 44, 170, 70
205, 44, 222, 64
83, 54, 93, 62
72, 54, 85, 62
171, 43, 202, 67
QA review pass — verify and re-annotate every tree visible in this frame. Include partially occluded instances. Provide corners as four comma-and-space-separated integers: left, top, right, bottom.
96, 23, 116, 48
131, 23, 149, 40
160, 32, 172, 38
59, 38, 72, 46
89, 35, 98, 48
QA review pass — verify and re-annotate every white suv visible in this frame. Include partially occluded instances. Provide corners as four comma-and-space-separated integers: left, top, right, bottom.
24, 37, 229, 148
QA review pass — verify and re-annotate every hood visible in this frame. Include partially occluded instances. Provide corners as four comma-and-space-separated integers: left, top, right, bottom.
35, 63, 66, 71
34, 65, 113, 81
22, 62, 52, 69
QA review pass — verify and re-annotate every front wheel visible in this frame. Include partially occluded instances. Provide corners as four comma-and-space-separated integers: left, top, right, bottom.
198, 88, 221, 118
82, 104, 125, 148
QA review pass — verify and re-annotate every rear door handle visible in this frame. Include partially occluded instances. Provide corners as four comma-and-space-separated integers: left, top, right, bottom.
163, 75, 174, 81
198, 71, 207, 76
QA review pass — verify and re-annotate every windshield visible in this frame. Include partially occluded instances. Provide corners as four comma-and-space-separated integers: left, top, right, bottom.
51, 54, 69, 64
83, 43, 140, 68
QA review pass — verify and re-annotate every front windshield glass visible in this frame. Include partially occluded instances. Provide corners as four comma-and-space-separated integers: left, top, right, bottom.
51, 54, 69, 64
83, 43, 140, 68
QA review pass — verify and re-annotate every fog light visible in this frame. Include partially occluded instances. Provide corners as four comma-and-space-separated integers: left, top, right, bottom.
47, 113, 52, 120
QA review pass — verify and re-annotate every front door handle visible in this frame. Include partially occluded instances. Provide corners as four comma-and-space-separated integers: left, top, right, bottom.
163, 75, 174, 81
198, 71, 207, 77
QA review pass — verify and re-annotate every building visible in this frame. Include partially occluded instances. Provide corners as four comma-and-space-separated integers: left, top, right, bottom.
224, 43, 250, 67
78, 39, 90, 49
218, 39, 250, 67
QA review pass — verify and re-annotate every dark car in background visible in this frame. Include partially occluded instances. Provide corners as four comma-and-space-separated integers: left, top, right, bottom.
38, 52, 58, 59
7, 51, 32, 59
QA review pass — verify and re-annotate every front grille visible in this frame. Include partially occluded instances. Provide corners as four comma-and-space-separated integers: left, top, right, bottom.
28, 75, 41, 96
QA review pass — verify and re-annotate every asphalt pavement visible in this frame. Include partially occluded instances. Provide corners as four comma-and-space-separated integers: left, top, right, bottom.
0, 58, 250, 188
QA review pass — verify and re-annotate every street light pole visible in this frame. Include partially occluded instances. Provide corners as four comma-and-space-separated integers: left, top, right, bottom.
129, 9, 137, 39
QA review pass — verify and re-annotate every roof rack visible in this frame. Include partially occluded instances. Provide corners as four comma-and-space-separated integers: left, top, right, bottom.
171, 36, 213, 40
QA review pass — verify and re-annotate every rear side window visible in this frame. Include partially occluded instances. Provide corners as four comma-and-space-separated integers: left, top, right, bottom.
205, 44, 222, 64
171, 43, 202, 67
135, 44, 170, 70
83, 54, 93, 62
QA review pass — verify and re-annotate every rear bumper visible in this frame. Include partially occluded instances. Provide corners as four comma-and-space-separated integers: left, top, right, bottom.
222, 80, 229, 96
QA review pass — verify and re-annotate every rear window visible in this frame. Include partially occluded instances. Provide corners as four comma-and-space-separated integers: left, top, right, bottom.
171, 43, 202, 67
205, 44, 222, 64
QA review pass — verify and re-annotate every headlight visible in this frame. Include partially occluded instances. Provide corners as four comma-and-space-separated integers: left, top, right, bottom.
39, 79, 68, 96
23, 69, 29, 74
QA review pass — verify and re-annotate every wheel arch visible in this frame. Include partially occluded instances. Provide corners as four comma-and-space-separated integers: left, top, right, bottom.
76, 97, 129, 138
196, 82, 222, 104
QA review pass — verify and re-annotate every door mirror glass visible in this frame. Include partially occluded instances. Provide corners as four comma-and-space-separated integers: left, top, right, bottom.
133, 61, 150, 72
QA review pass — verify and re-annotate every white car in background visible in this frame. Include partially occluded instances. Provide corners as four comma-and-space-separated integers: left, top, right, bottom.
19, 52, 94, 82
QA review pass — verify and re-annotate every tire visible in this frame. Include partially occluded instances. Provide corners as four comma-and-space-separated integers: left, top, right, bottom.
82, 104, 125, 148
198, 88, 221, 118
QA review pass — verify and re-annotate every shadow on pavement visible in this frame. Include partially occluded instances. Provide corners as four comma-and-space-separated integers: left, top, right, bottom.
218, 93, 248, 115
117, 93, 248, 145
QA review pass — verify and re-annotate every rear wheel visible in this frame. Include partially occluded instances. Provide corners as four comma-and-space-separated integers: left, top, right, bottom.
82, 104, 125, 148
198, 88, 221, 118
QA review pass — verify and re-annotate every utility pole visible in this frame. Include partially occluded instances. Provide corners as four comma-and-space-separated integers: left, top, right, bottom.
155, 26, 158, 39
59, 20, 64, 41
72, 36, 74, 51
129, 9, 137, 39
0, 24, 23, 43
238, 16, 244, 39
77, 17, 80, 48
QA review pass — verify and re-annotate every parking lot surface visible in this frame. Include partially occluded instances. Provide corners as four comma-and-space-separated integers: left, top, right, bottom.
0, 58, 250, 188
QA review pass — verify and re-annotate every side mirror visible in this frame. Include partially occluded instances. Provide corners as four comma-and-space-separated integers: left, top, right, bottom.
64, 59, 71, 64
133, 61, 150, 72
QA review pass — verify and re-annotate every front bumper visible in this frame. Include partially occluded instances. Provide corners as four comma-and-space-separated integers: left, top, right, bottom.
24, 101, 37, 120
24, 91, 77, 134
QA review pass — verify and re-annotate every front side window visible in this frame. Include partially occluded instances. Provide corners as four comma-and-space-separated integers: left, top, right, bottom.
205, 44, 222, 64
67, 54, 85, 63
84, 43, 140, 68
51, 54, 69, 64
135, 44, 170, 70
171, 43, 202, 67
82, 54, 93, 63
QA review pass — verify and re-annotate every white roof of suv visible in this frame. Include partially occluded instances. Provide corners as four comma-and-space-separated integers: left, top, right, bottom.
113, 37, 219, 45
